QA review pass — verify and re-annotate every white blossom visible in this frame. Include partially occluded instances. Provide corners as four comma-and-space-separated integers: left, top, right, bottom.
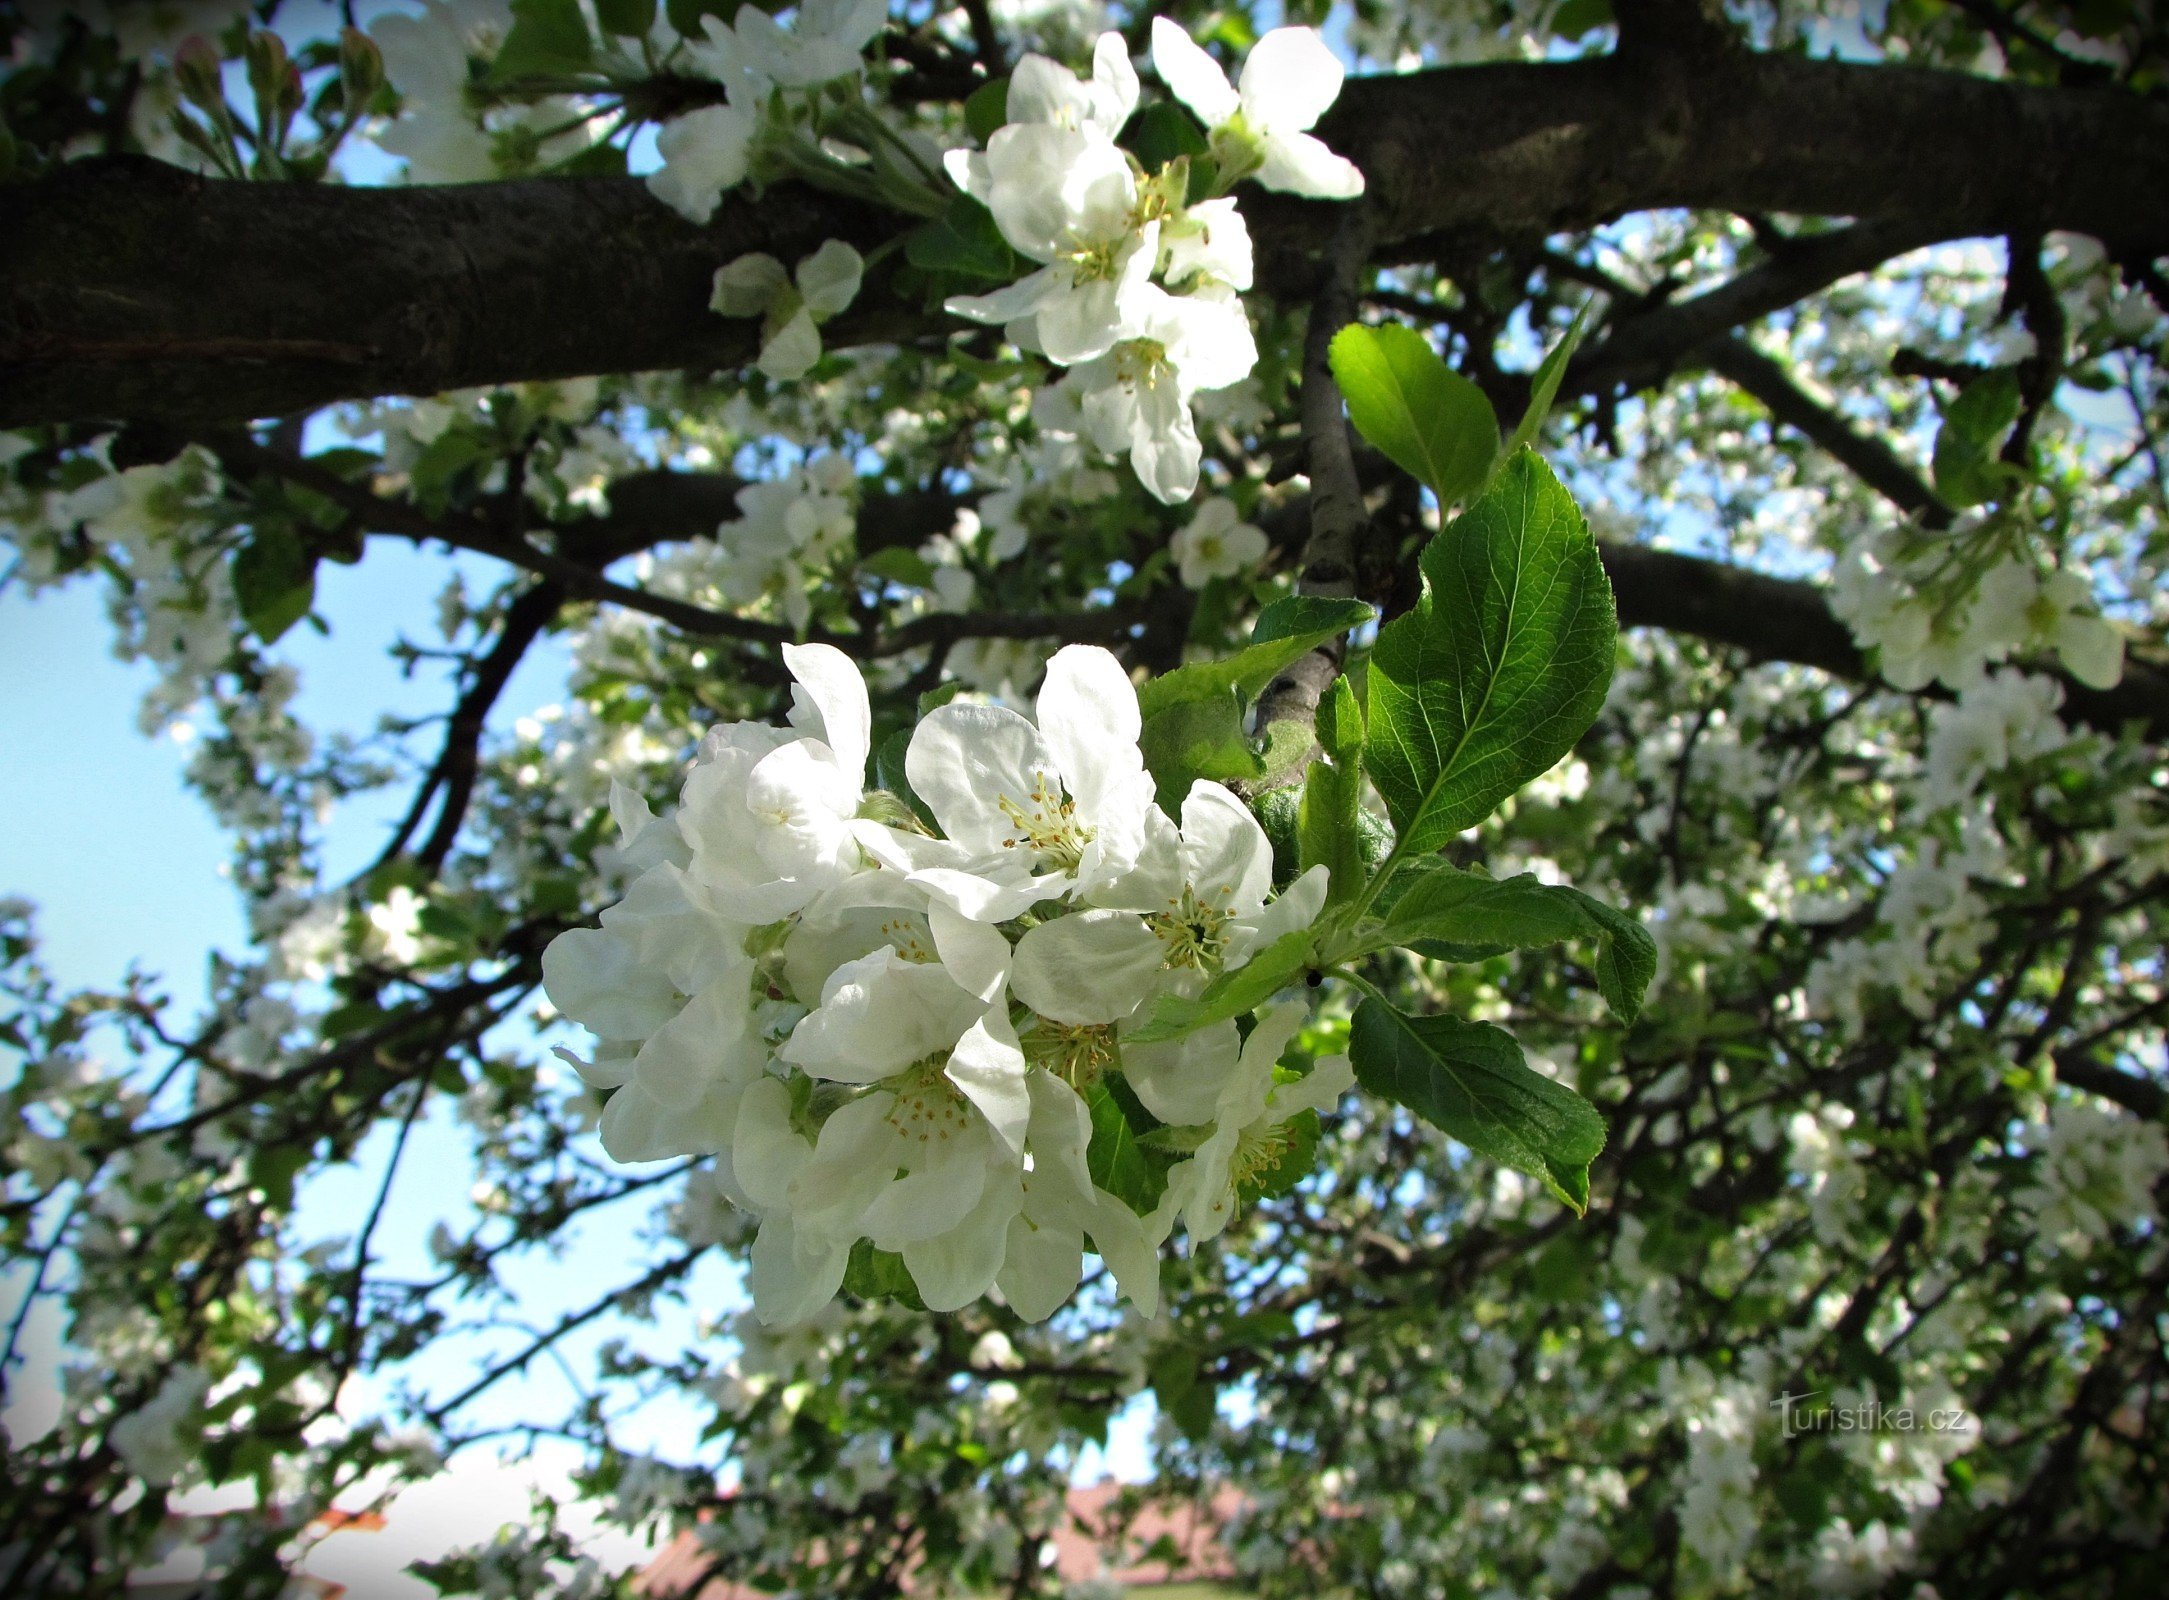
1149, 20, 1365, 199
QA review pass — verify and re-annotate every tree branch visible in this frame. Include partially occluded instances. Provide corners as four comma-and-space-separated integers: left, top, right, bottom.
8, 49, 2168, 424
1699, 333, 1956, 527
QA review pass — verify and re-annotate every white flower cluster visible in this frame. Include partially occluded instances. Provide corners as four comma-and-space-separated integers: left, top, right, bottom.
944, 22, 1363, 503
707, 454, 859, 631
542, 643, 1339, 1323
647, 0, 896, 222
371, 0, 601, 182
1831, 531, 2123, 692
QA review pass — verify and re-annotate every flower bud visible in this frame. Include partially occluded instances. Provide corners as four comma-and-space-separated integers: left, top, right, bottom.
338, 27, 383, 113
243, 29, 289, 106
172, 35, 226, 116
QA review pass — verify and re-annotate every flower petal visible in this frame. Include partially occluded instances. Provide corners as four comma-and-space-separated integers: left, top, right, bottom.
795, 239, 863, 320
781, 641, 872, 782
1150, 18, 1239, 126
1238, 27, 1344, 132
906, 701, 1055, 857
779, 948, 983, 1082
1011, 910, 1166, 1025
758, 306, 822, 381
998, 1209, 1084, 1323
901, 1172, 1022, 1311
1256, 129, 1365, 199
945, 996, 1032, 1158
1179, 780, 1275, 917
733, 1076, 809, 1211
931, 906, 1013, 1001
748, 1212, 850, 1325
1036, 645, 1142, 823
1122, 1020, 1241, 1127
542, 926, 679, 1041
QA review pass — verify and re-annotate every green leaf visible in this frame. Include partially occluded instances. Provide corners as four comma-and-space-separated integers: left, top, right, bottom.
1124, 100, 1208, 173
1087, 1077, 1167, 1212
842, 1240, 927, 1309
1349, 997, 1606, 1214
1147, 1344, 1217, 1440
1569, 891, 1658, 1026
1364, 449, 1615, 857
1299, 674, 1366, 906
907, 195, 1016, 282
550, 139, 627, 177
231, 526, 316, 644
964, 78, 1009, 144
1502, 300, 1591, 463
1367, 859, 1655, 1023
1931, 370, 2023, 507
872, 728, 934, 829
1551, 0, 1615, 40
1328, 322, 1498, 507
859, 546, 937, 588
491, 0, 594, 81
1125, 929, 1317, 1044
1238, 1106, 1319, 1202
1136, 596, 1372, 807
593, 0, 656, 37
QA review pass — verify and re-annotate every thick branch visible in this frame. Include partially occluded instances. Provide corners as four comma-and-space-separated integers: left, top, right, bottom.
1566, 219, 1945, 399
1700, 334, 1956, 526
7, 49, 2168, 424
1599, 538, 2169, 742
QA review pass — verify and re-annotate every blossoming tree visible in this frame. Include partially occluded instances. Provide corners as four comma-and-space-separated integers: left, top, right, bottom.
3, 0, 2167, 1595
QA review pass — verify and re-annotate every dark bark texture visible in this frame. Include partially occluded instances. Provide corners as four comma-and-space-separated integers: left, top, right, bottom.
5, 50, 2167, 425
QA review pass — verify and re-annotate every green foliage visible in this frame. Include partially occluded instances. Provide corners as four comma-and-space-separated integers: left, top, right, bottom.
1125, 929, 1318, 1044
1932, 369, 2023, 506
1362, 450, 1616, 858
1137, 595, 1371, 806
906, 196, 1018, 282
1328, 321, 1498, 507
1087, 1076, 1170, 1211
843, 1241, 927, 1309
592, 0, 657, 38
1124, 101, 1209, 173
1368, 858, 1655, 1023
491, 0, 594, 82
1348, 997, 1606, 1213
230, 526, 316, 644
1299, 674, 1367, 905
963, 78, 1009, 143
1502, 301, 1591, 465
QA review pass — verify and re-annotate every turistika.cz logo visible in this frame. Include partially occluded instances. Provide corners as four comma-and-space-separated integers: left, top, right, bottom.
1768, 1390, 1975, 1439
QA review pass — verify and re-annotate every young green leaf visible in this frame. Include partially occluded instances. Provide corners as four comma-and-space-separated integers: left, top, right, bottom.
963, 78, 1010, 144
1931, 370, 2023, 508
1137, 596, 1372, 807
491, 0, 594, 81
1349, 997, 1606, 1214
1328, 322, 1498, 507
1123, 930, 1317, 1044
1366, 858, 1655, 1023
1124, 100, 1209, 174
592, 0, 656, 38
906, 196, 1017, 283
842, 1240, 928, 1309
1501, 300, 1591, 465
231, 527, 316, 644
1086, 1078, 1168, 1212
1299, 674, 1367, 906
1364, 449, 1615, 859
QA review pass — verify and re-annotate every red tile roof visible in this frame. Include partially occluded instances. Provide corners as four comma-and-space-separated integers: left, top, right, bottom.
636, 1479, 1245, 1598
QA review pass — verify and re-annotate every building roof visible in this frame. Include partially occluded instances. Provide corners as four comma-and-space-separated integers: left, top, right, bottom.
635, 1479, 1246, 1598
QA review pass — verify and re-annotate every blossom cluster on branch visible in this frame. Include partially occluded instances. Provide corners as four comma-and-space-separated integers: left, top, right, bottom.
543, 642, 1336, 1322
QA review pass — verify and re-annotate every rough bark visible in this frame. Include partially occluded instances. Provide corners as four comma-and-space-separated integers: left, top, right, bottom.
5, 49, 2167, 425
